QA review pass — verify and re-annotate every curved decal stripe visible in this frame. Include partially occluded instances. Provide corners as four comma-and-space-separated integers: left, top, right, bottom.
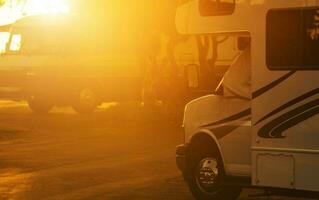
255, 88, 319, 125
252, 71, 296, 99
201, 108, 251, 128
209, 126, 239, 139
258, 98, 319, 138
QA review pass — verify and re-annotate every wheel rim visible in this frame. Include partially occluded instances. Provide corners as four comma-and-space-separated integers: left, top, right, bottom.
195, 157, 220, 194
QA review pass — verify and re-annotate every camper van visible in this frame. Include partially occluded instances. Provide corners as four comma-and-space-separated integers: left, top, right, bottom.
0, 13, 228, 113
0, 14, 197, 113
0, 14, 147, 113
175, 0, 319, 199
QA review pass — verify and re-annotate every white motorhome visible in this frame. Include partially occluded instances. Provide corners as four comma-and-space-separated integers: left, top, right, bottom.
175, 0, 319, 199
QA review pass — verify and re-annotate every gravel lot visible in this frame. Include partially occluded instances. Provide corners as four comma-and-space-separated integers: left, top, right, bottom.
0, 101, 315, 200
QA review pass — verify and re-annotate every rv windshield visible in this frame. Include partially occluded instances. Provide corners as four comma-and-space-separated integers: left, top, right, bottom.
7, 25, 91, 55
7, 24, 139, 56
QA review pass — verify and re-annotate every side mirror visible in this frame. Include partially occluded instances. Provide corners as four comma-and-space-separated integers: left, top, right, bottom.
184, 64, 200, 89
199, 0, 235, 17
237, 37, 251, 51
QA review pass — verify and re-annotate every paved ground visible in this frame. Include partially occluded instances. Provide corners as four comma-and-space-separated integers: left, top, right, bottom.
0, 101, 316, 200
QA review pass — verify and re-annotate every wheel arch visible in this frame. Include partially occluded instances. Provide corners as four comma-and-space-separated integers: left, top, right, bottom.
188, 129, 227, 174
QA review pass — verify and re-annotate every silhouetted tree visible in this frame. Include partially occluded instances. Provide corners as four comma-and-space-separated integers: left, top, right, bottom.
0, 0, 5, 7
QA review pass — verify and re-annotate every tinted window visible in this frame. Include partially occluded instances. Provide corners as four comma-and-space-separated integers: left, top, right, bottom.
303, 8, 319, 67
267, 7, 319, 70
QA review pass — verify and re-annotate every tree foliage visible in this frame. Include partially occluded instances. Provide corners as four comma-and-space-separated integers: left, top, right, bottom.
0, 0, 6, 7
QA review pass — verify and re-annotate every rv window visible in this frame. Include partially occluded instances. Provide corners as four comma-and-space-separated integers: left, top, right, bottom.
267, 7, 319, 70
0, 32, 10, 54
199, 0, 235, 16
9, 34, 22, 51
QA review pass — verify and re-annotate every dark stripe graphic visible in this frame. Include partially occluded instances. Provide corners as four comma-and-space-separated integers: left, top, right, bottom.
201, 108, 251, 128
210, 126, 239, 139
255, 88, 319, 125
252, 71, 296, 99
258, 98, 319, 138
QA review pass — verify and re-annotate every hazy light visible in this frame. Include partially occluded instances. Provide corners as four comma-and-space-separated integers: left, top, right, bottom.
23, 0, 70, 15
0, 0, 70, 26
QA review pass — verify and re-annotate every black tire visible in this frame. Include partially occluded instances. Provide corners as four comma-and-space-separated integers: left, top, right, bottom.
186, 147, 241, 200
27, 95, 53, 114
73, 88, 98, 114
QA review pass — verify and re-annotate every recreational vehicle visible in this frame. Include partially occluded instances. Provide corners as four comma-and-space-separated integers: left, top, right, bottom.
0, 15, 148, 113
0, 13, 229, 113
175, 0, 319, 199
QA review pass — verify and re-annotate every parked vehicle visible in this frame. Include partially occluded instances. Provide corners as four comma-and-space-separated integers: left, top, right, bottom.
0, 15, 146, 113
175, 0, 319, 199
0, 13, 230, 113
